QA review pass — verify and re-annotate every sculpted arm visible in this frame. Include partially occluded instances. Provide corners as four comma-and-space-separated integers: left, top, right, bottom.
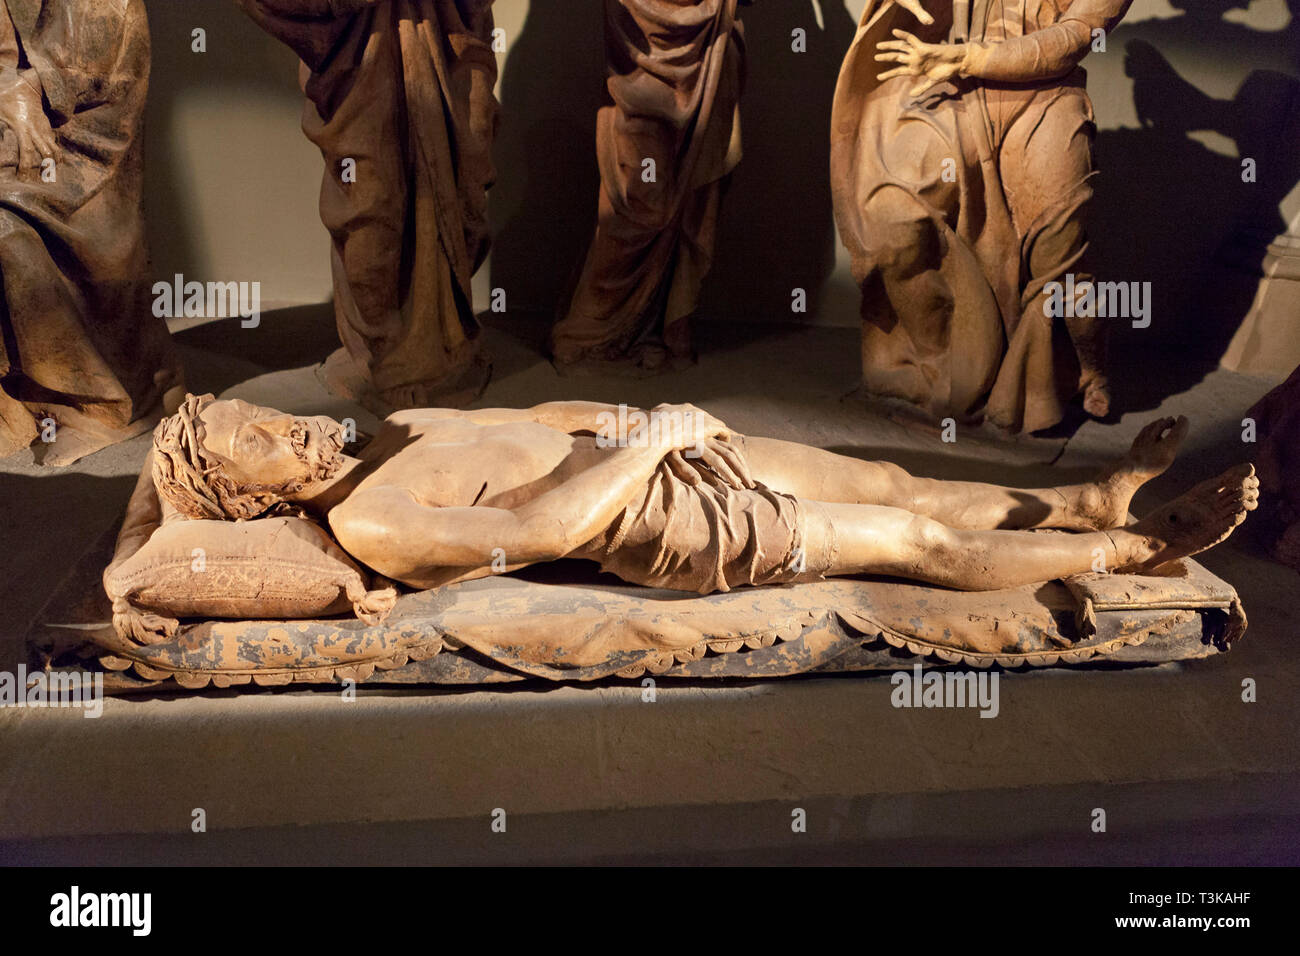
390, 402, 640, 435
877, 0, 1133, 94
331, 443, 663, 583
962, 0, 1134, 82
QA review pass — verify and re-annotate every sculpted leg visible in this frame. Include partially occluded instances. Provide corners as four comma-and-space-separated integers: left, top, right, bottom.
743, 416, 1189, 531
805, 464, 1257, 591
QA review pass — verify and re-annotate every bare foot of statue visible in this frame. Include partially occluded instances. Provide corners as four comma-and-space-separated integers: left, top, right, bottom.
1074, 416, 1190, 530
1116, 464, 1259, 573
1081, 373, 1112, 419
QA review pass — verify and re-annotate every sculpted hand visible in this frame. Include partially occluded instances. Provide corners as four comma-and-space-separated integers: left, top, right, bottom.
881, 0, 935, 26
667, 436, 755, 491
0, 70, 57, 173
875, 29, 967, 98
648, 403, 731, 450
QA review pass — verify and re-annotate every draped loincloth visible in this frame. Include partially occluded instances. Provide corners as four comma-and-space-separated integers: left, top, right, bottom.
575, 438, 836, 595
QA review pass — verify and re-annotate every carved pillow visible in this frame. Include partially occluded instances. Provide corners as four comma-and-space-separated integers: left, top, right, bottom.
104, 515, 385, 623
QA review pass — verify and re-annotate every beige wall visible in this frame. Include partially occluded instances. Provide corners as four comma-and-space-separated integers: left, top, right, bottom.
144, 0, 1300, 346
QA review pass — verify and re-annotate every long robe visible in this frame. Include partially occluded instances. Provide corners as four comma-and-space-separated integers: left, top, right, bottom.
0, 0, 179, 461
550, 0, 745, 371
237, 0, 498, 408
831, 0, 1130, 432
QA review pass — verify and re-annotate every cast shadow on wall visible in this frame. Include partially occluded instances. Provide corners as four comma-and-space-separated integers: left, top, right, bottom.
696, 0, 857, 341
1094, 1, 1300, 413
489, 0, 606, 327
143, 0, 315, 304
490, 0, 857, 346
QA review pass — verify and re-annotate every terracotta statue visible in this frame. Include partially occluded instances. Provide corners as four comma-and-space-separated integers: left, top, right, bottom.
150, 395, 1256, 596
832, 0, 1132, 433
237, 0, 499, 411
0, 0, 181, 465
550, 0, 745, 374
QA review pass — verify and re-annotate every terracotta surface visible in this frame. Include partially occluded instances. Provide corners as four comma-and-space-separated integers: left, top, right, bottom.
0, 0, 181, 465
237, 0, 499, 411
550, 0, 744, 374
138, 397, 1254, 595
79, 394, 1259, 683
832, 0, 1133, 433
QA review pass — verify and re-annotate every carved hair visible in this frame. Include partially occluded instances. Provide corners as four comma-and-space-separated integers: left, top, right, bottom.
151, 394, 335, 521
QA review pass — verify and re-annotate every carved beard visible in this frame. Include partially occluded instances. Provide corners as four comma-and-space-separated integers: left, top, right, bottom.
290, 419, 346, 483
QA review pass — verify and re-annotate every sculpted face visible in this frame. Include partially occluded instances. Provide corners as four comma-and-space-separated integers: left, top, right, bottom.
197, 399, 345, 491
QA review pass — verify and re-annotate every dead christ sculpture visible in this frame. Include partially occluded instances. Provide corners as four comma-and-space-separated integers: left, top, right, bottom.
236, 0, 499, 410
832, 0, 1132, 433
150, 395, 1256, 597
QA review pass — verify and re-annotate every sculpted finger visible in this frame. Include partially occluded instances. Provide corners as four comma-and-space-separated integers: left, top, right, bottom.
699, 446, 744, 489
16, 131, 40, 171
715, 441, 754, 488
894, 0, 935, 25
666, 451, 702, 487
877, 67, 913, 81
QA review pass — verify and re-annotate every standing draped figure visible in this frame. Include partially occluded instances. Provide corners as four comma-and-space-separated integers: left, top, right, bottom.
832, 0, 1132, 433
0, 0, 181, 464
551, 0, 746, 374
237, 0, 499, 410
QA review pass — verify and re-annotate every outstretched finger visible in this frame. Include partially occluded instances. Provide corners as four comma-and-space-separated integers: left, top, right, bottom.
877, 67, 913, 82
892, 29, 922, 46
892, 0, 935, 26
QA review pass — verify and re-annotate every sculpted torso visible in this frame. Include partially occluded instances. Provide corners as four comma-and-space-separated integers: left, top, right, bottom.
348, 412, 601, 514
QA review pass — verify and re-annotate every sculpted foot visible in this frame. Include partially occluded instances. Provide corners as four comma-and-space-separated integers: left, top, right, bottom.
1074, 416, 1189, 529
1081, 373, 1112, 419
1115, 463, 1259, 573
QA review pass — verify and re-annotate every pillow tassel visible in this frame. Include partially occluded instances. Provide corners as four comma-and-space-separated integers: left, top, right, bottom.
344, 576, 398, 626
111, 596, 180, 646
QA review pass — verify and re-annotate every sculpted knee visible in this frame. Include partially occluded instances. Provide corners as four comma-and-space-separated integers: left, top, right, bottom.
907, 516, 960, 564
863, 192, 939, 278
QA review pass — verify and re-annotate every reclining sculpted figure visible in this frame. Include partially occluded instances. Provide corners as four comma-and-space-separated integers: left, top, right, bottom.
149, 395, 1257, 597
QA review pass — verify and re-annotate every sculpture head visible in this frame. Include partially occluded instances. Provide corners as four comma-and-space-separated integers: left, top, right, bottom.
152, 394, 346, 520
